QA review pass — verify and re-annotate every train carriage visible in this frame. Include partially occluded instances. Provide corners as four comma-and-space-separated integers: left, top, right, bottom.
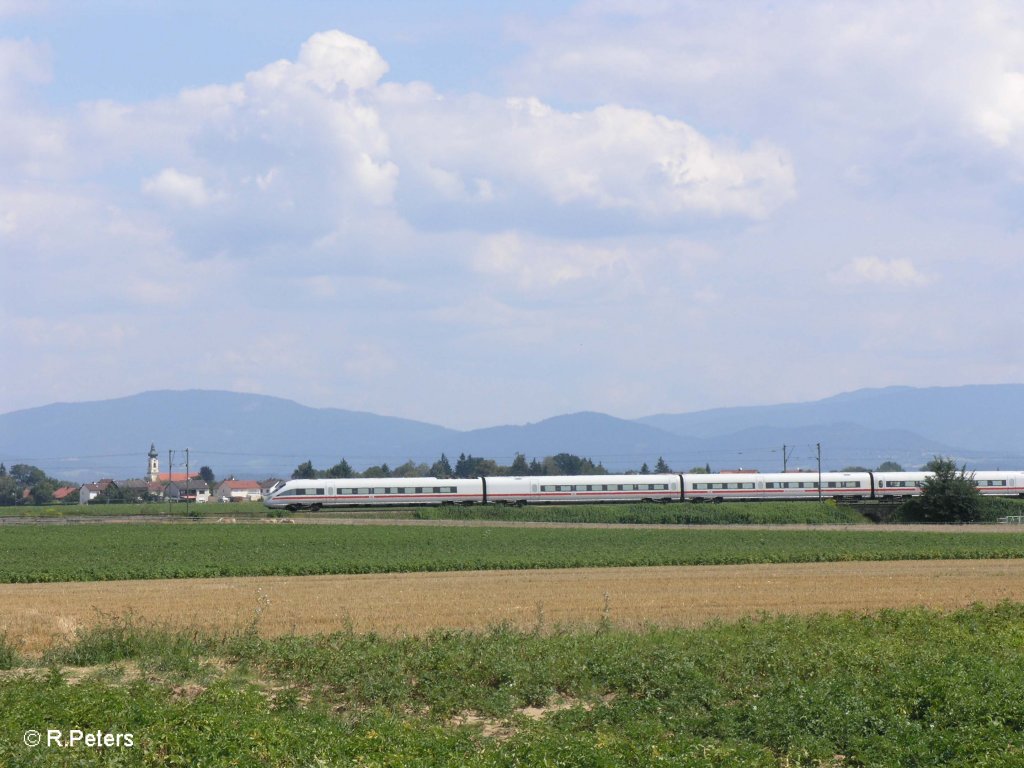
265, 477, 484, 511
970, 471, 1024, 496
684, 472, 871, 502
484, 474, 681, 505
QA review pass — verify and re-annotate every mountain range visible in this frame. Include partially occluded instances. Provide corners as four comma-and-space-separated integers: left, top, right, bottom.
1, 385, 1023, 481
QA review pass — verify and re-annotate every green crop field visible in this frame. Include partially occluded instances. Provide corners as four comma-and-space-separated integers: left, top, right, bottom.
4, 524, 1024, 583
402, 500, 871, 524
3, 603, 1024, 765
1, 499, 872, 523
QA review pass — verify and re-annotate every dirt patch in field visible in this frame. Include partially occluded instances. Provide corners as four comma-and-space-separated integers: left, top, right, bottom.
3, 560, 1024, 654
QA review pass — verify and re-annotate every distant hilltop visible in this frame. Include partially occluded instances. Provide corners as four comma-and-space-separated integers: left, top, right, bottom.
1, 384, 1023, 481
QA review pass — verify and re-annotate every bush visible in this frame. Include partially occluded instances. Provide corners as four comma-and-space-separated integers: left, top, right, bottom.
900, 457, 981, 523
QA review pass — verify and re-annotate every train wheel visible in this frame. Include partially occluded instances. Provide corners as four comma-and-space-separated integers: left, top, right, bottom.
309, 504, 322, 512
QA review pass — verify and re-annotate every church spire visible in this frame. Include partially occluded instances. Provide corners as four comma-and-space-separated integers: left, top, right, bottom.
147, 444, 159, 482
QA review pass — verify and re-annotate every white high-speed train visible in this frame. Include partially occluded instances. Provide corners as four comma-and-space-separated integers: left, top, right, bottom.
264, 470, 1024, 511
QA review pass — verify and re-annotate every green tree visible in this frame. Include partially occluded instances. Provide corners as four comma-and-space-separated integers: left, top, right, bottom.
655, 457, 671, 473
509, 453, 529, 476
902, 456, 981, 523
392, 460, 429, 477
542, 453, 605, 476
687, 465, 710, 474
640, 462, 650, 475
842, 466, 869, 472
0, 475, 18, 506
325, 458, 354, 477
292, 460, 317, 480
199, 466, 216, 487
29, 480, 56, 505
91, 483, 124, 504
430, 454, 453, 479
454, 453, 487, 478
548, 453, 583, 475
10, 464, 46, 487
877, 461, 904, 472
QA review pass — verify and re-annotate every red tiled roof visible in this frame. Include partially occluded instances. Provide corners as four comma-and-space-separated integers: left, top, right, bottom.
158, 472, 199, 482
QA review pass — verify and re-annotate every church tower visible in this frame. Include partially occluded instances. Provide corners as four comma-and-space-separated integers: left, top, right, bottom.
147, 443, 159, 482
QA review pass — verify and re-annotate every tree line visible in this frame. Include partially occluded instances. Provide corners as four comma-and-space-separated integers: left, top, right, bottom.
291, 453, 718, 480
0, 463, 72, 506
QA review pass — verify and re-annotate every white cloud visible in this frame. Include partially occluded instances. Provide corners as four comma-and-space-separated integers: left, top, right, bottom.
474, 231, 635, 291
831, 257, 931, 287
0, 37, 50, 90
380, 90, 795, 220
142, 168, 222, 207
0, 1, 45, 17
512, 1, 1024, 170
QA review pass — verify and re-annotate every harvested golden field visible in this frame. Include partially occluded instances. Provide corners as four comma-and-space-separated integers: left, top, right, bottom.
4, 559, 1024, 654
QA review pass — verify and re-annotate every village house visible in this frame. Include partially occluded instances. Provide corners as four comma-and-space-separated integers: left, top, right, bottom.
79, 479, 117, 504
52, 486, 80, 503
214, 479, 263, 503
165, 479, 211, 503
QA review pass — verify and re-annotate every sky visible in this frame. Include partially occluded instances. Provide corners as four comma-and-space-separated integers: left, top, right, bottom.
2, 0, 1023, 430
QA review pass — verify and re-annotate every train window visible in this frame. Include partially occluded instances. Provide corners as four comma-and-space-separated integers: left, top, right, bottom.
560, 485, 572, 492
415, 487, 424, 493
541, 485, 552, 492
827, 482, 837, 488
356, 488, 370, 495
316, 489, 325, 495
